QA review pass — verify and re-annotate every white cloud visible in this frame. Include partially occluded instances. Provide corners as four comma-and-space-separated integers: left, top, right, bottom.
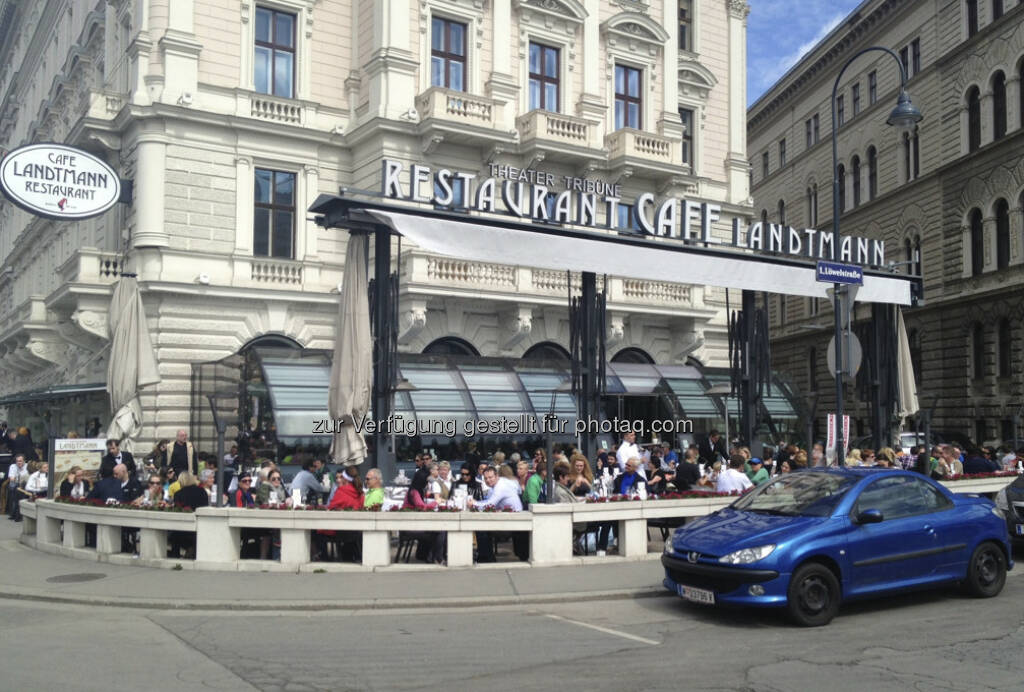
754, 12, 845, 95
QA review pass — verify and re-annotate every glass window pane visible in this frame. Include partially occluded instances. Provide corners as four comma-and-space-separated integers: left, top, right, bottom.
431, 18, 443, 51
274, 172, 294, 206
449, 61, 463, 91
274, 52, 293, 98
545, 83, 558, 110
544, 47, 557, 77
529, 79, 541, 110
255, 8, 271, 43
254, 46, 271, 94
628, 103, 639, 128
253, 207, 270, 256
431, 57, 444, 87
254, 169, 272, 203
529, 43, 540, 74
615, 66, 624, 94
272, 210, 293, 258
627, 68, 639, 97
615, 101, 624, 130
274, 12, 294, 48
450, 22, 464, 56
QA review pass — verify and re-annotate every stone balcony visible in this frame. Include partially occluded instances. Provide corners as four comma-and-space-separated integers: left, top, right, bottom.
516, 110, 603, 164
249, 93, 305, 125
58, 248, 124, 285
402, 249, 701, 313
604, 128, 685, 180
415, 87, 512, 147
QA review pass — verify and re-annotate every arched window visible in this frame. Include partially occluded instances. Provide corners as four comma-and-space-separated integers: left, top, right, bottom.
969, 208, 984, 276
904, 238, 913, 274
972, 322, 985, 380
995, 198, 1010, 269
998, 318, 1011, 378
867, 146, 878, 200
912, 126, 920, 178
806, 184, 818, 227
1019, 58, 1024, 130
423, 337, 480, 356
523, 341, 570, 362
611, 347, 654, 364
966, 0, 979, 37
913, 235, 922, 277
967, 86, 981, 151
808, 347, 818, 392
777, 199, 786, 225
992, 71, 1007, 140
851, 156, 861, 207
837, 164, 846, 213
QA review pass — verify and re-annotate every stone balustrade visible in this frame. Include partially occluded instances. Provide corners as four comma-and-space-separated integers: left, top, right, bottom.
516, 110, 594, 148
19, 476, 1011, 572
251, 259, 303, 285
416, 87, 498, 128
250, 94, 303, 124
605, 128, 676, 163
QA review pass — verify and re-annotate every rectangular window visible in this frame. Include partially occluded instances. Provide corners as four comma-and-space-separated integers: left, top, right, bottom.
837, 95, 845, 126
993, 0, 1004, 21
778, 295, 786, 326
852, 83, 860, 116
809, 297, 820, 317
618, 203, 640, 231
528, 43, 559, 111
900, 46, 909, 78
778, 138, 786, 168
762, 151, 769, 178
812, 114, 819, 143
254, 7, 295, 98
805, 118, 813, 148
614, 65, 642, 129
910, 38, 920, 76
967, 0, 978, 37
431, 17, 467, 91
679, 108, 694, 166
254, 168, 296, 259
678, 1, 692, 51
868, 71, 877, 104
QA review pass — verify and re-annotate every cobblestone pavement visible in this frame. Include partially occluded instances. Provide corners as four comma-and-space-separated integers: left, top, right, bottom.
3, 553, 1023, 692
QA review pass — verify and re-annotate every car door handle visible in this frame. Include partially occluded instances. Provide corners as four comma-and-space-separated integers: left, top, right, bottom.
922, 525, 934, 534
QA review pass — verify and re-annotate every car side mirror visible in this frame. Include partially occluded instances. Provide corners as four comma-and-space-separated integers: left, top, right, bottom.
856, 509, 884, 524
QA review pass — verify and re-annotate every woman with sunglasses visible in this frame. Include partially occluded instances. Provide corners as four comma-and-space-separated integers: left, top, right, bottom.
233, 473, 256, 508
136, 474, 165, 507
450, 461, 482, 500
257, 471, 291, 507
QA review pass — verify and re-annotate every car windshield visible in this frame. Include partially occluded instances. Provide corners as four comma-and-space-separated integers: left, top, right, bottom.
732, 473, 856, 517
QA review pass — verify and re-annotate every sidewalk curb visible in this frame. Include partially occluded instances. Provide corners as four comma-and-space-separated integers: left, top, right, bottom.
0, 585, 672, 611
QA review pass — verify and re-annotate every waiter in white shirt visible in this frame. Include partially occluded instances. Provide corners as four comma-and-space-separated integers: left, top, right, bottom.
616, 431, 646, 479
716, 455, 754, 494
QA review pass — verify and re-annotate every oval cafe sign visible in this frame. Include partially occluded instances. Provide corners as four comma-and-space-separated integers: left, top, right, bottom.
0, 143, 121, 220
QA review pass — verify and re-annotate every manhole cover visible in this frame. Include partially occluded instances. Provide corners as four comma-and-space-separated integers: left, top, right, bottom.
46, 573, 107, 584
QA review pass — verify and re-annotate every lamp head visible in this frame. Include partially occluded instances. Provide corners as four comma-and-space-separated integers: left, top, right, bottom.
887, 89, 923, 133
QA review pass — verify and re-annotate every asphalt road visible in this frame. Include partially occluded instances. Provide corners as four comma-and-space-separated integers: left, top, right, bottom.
3, 564, 1024, 692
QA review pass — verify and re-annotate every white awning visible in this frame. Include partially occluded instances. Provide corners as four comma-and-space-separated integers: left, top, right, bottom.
367, 209, 912, 305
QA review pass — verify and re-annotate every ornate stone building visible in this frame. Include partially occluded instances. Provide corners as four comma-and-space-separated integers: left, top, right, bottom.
749, 0, 1024, 446
0, 0, 752, 454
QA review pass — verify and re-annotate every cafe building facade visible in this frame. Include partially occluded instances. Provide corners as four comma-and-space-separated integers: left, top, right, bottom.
0, 0, 794, 459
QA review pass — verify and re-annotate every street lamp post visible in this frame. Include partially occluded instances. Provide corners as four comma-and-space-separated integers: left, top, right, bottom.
830, 47, 922, 467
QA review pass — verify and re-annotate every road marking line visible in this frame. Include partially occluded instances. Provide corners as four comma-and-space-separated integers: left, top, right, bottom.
544, 613, 660, 646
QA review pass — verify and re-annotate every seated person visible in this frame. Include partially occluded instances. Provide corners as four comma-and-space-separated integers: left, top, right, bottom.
58, 466, 91, 499
233, 473, 256, 507
89, 463, 132, 503
613, 457, 645, 495
25, 462, 49, 497
363, 468, 385, 508
172, 472, 209, 509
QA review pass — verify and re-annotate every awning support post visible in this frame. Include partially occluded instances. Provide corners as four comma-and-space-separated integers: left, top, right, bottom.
371, 224, 397, 482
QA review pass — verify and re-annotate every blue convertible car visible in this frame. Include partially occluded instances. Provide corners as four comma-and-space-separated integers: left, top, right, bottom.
662, 468, 1012, 626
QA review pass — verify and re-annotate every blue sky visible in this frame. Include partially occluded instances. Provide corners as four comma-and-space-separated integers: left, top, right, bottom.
747, 0, 863, 106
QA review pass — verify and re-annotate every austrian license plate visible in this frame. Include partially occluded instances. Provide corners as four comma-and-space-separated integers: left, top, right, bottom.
677, 584, 715, 605
1015, 524, 1023, 536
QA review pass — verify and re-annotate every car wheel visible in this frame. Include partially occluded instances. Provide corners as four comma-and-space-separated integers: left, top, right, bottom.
787, 563, 841, 627
964, 542, 1006, 598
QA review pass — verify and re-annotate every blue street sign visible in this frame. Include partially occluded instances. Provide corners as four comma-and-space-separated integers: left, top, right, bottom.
816, 260, 863, 285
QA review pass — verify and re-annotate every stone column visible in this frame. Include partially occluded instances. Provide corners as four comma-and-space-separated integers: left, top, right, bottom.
159, 0, 201, 106
1006, 76, 1022, 133
132, 135, 168, 248
529, 505, 573, 564
447, 531, 474, 567
617, 517, 649, 558
365, 0, 417, 120
96, 525, 122, 554
63, 520, 87, 549
1010, 207, 1024, 266
139, 528, 168, 560
279, 528, 311, 566
195, 511, 240, 563
577, 0, 605, 125
38, 514, 61, 545
980, 90, 994, 146
724, 0, 751, 204
361, 531, 391, 567
487, 0, 517, 130
983, 215, 997, 272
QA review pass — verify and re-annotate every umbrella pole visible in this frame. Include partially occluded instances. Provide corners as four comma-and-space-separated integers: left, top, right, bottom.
372, 224, 397, 482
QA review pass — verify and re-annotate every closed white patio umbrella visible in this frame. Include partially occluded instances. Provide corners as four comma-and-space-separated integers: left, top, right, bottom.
896, 309, 919, 422
328, 234, 372, 465
106, 276, 160, 452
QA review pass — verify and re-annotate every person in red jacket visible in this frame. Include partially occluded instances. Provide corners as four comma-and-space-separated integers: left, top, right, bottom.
327, 466, 363, 510
324, 466, 363, 561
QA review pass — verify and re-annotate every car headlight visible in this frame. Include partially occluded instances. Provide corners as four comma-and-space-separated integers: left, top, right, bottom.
994, 490, 1008, 512
664, 539, 674, 554
718, 544, 776, 564
992, 507, 1005, 519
